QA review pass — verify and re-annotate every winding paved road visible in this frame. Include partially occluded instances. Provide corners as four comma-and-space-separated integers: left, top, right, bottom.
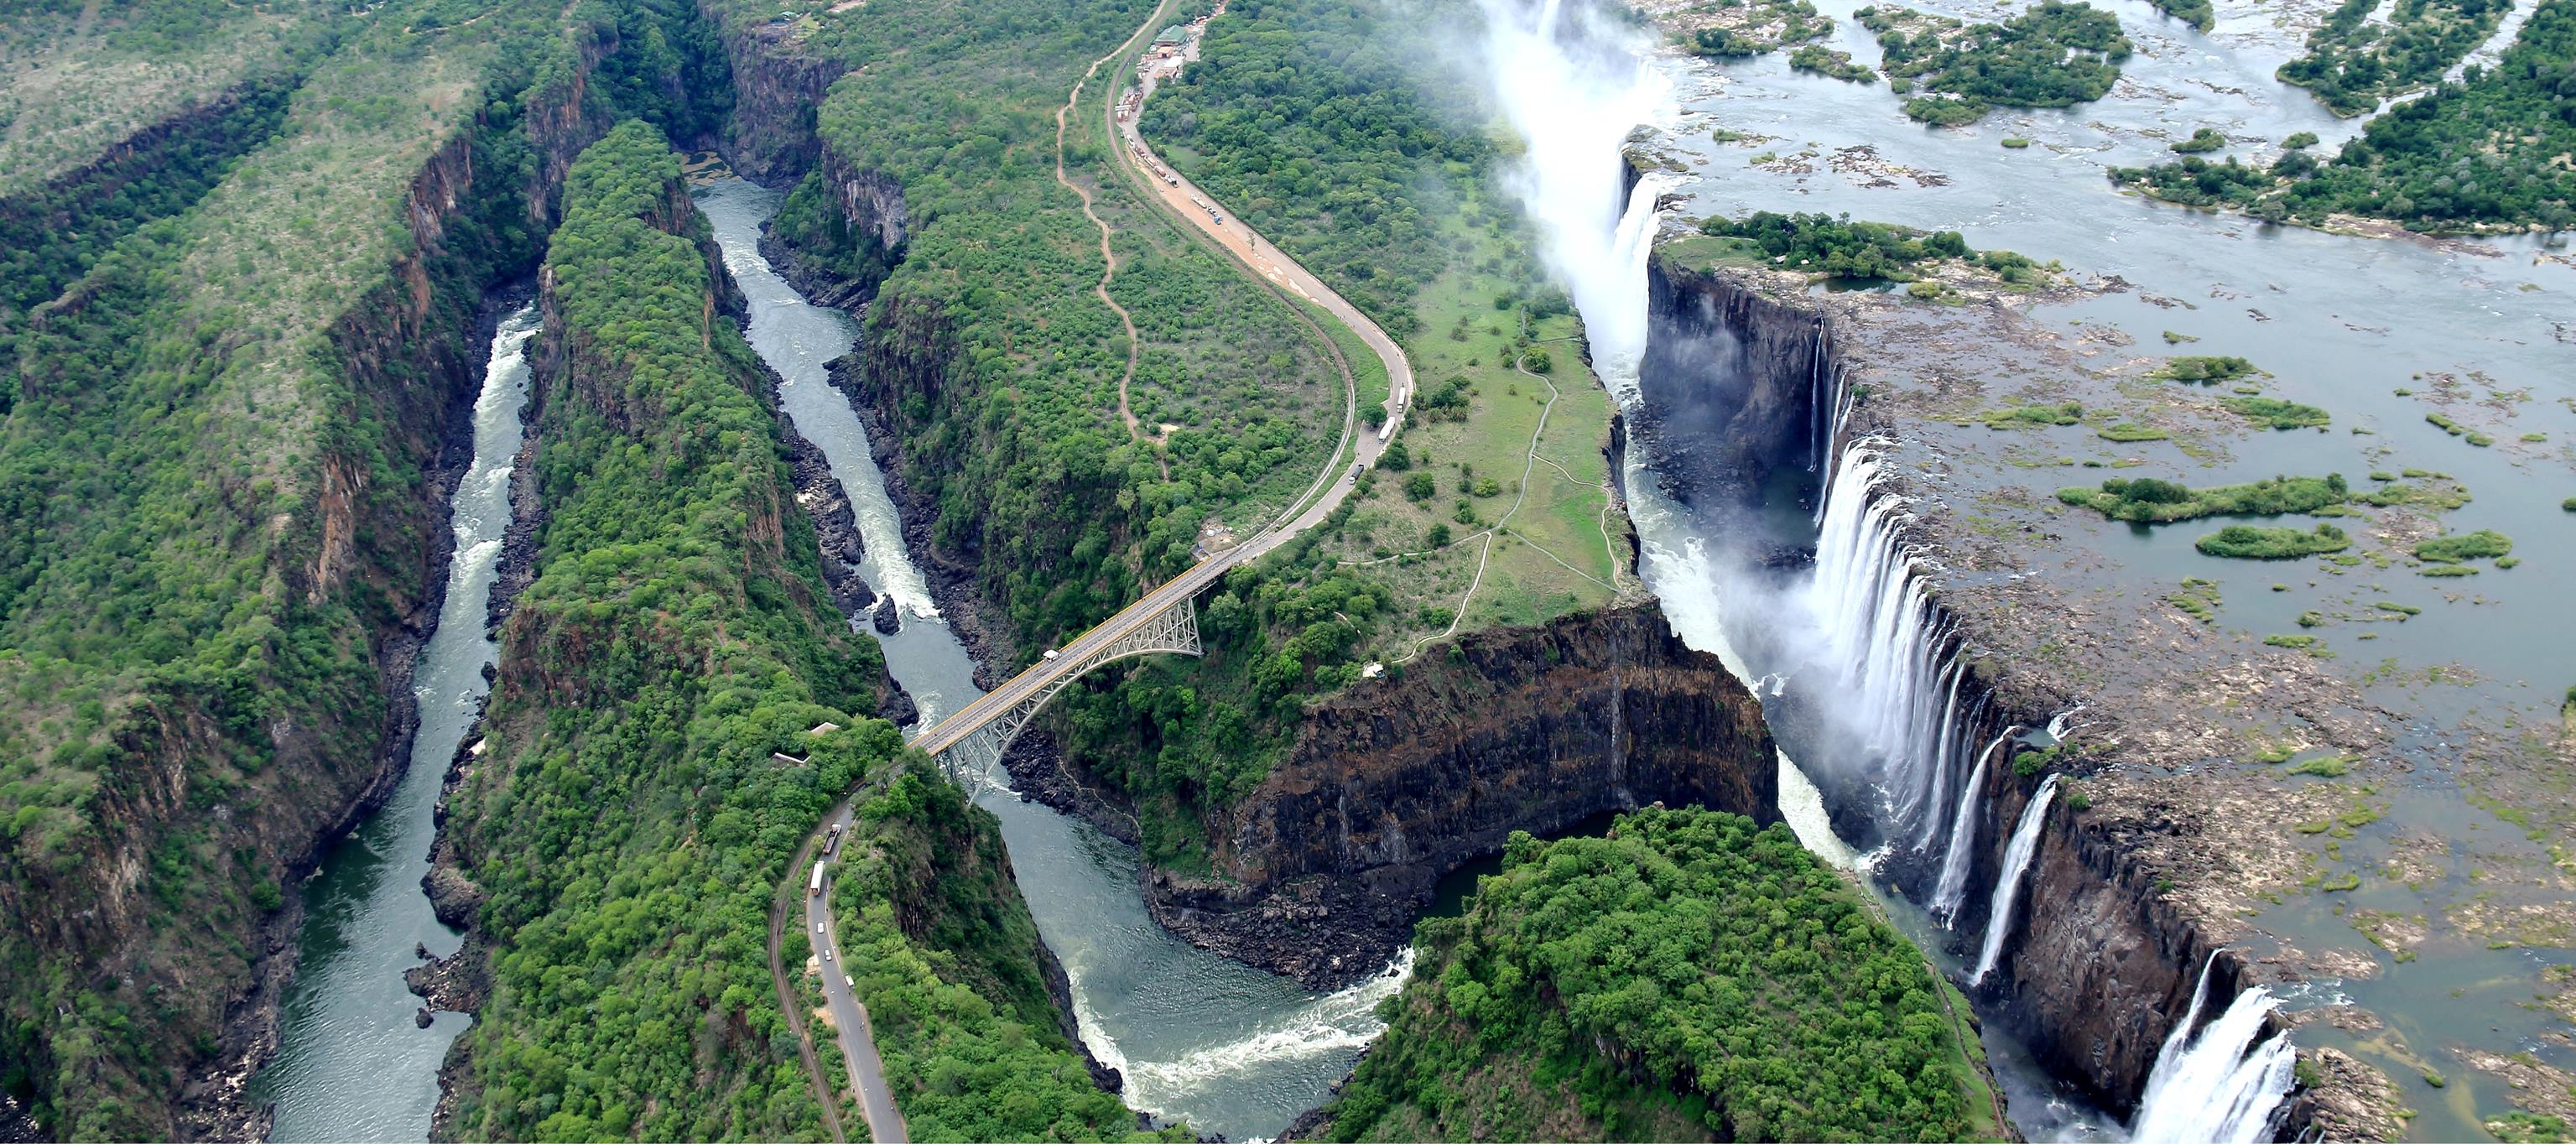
804, 804, 908, 1143
786, 0, 1419, 1132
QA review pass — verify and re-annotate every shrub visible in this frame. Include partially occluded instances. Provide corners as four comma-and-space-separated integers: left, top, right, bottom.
2155, 355, 2261, 382
1980, 402, 2084, 428
2414, 529, 2512, 563
2197, 523, 2351, 559
2223, 396, 2331, 429
2058, 474, 2345, 522
2171, 127, 2228, 153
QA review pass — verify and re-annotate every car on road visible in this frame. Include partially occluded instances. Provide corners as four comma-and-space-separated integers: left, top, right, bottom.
823, 948, 833, 963
1043, 648, 1059, 660
815, 922, 824, 934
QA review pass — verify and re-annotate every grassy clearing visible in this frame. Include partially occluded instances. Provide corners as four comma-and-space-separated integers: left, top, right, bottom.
2167, 577, 2222, 622
0, 0, 318, 198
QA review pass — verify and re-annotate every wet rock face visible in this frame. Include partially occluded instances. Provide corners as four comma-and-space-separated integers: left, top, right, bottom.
1631, 257, 1834, 514
1628, 256, 2265, 1125
1147, 606, 1777, 988
1979, 783, 2212, 1115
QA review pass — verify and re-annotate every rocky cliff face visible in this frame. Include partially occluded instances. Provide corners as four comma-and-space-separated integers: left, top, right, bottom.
1631, 253, 2303, 1126
1145, 605, 1777, 988
701, 0, 848, 183
141, 46, 637, 1139
1631, 256, 1836, 518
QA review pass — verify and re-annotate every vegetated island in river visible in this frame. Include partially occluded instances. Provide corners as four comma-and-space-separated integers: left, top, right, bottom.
2108, 0, 2576, 234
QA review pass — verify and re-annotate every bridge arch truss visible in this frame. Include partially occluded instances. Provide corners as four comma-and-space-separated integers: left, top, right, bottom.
919, 595, 1203, 784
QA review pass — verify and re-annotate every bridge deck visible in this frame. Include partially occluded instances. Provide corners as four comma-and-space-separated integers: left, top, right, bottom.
913, 539, 1252, 757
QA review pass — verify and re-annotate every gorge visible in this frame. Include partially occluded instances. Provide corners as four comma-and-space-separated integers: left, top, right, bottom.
7, 0, 2571, 1138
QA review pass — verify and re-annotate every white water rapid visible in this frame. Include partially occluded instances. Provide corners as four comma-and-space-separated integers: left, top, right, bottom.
2130, 953, 2298, 1143
1968, 773, 2058, 986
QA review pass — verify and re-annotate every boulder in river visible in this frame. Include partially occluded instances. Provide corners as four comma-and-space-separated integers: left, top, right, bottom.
872, 596, 899, 634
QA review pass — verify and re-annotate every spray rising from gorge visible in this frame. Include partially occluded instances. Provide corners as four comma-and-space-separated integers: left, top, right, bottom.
1460, 0, 2292, 1135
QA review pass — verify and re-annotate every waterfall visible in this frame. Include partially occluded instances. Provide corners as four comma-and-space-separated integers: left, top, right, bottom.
1968, 774, 2058, 985
2131, 954, 2298, 1143
1804, 444, 1984, 844
1470, 0, 1670, 374
1929, 725, 2019, 923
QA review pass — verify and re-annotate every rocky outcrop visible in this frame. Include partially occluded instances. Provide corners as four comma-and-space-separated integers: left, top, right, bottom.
702, 0, 850, 182
1631, 256, 1836, 519
1147, 605, 1777, 989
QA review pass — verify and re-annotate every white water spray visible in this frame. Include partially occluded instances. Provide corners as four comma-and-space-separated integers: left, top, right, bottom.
1469, 0, 1670, 373
2131, 953, 2298, 1143
1968, 774, 2058, 986
1805, 443, 1985, 844
1929, 725, 2019, 923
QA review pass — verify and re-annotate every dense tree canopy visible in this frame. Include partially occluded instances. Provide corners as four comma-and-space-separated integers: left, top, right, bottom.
1139, 0, 1492, 337
1866, 1, 2131, 123
2113, 0, 2576, 231
1319, 808, 1996, 1142
445, 120, 903, 1141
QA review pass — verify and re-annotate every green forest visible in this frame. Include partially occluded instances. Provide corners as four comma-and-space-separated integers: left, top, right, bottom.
1139, 0, 1492, 337
1056, 0, 1629, 871
1314, 808, 1999, 1142
773, 0, 1342, 655
1863, 2, 2132, 124
441, 120, 903, 1141
2112, 0, 2576, 231
0, 0, 617, 1132
829, 764, 1180, 1141
2277, 0, 2516, 116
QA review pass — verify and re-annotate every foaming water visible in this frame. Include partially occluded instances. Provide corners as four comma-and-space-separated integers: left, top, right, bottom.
1929, 725, 2017, 922
252, 305, 537, 1140
700, 179, 940, 621
699, 178, 1402, 1141
2131, 954, 2298, 1143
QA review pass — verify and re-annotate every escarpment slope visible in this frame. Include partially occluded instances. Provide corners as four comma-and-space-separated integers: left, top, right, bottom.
435, 120, 904, 1141
0, 3, 726, 1134
1150, 605, 1778, 987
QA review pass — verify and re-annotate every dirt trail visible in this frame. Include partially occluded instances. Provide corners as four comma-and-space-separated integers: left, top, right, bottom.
1054, 44, 1155, 445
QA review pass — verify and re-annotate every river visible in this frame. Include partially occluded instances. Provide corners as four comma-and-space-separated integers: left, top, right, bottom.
696, 177, 1406, 1144
249, 306, 536, 1141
